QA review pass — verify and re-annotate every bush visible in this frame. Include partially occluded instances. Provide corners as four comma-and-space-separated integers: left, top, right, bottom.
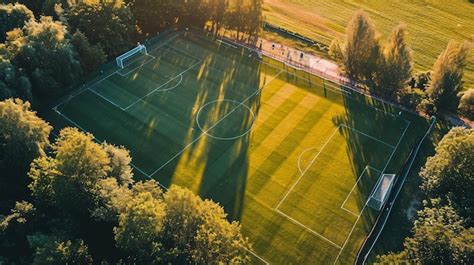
417, 98, 437, 116
399, 88, 425, 110
458, 89, 474, 119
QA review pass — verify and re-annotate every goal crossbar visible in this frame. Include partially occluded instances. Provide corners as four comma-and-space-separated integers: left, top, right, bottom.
116, 44, 148, 69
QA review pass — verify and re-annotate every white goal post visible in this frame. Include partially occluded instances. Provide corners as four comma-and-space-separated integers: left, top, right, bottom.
116, 44, 148, 69
368, 174, 396, 211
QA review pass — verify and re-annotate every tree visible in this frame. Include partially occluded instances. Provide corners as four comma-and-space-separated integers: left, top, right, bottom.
66, 1, 135, 58
419, 127, 474, 222
328, 38, 342, 60
427, 41, 470, 113
128, 0, 171, 36
11, 16, 81, 98
377, 200, 474, 264
0, 3, 34, 42
71, 31, 106, 74
114, 191, 166, 263
0, 99, 51, 212
458, 89, 474, 119
114, 184, 251, 264
373, 24, 413, 99
160, 185, 250, 264
0, 55, 32, 101
29, 127, 110, 215
343, 10, 379, 82
28, 234, 93, 264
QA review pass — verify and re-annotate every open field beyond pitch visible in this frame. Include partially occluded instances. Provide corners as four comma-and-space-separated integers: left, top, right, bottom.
263, 0, 474, 89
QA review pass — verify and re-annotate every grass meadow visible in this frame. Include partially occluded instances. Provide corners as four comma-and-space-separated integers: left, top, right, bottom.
263, 0, 474, 89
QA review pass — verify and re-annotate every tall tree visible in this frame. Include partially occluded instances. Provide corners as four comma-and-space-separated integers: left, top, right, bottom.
0, 99, 51, 212
419, 127, 474, 223
0, 55, 32, 101
427, 41, 470, 112
0, 3, 34, 42
377, 200, 474, 264
373, 24, 413, 99
11, 16, 81, 98
66, 0, 135, 58
70, 31, 106, 74
114, 184, 251, 264
343, 10, 379, 82
128, 0, 175, 36
458, 88, 474, 119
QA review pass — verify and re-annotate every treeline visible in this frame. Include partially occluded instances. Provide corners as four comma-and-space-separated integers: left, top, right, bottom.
0, 99, 251, 264
329, 10, 472, 120
376, 127, 474, 264
0, 0, 263, 105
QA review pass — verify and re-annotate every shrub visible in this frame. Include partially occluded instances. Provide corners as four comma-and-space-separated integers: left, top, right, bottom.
399, 88, 425, 110
417, 98, 437, 116
458, 89, 474, 119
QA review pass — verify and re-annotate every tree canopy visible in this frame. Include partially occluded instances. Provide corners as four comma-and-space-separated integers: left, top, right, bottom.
427, 41, 470, 113
419, 127, 474, 223
0, 98, 51, 212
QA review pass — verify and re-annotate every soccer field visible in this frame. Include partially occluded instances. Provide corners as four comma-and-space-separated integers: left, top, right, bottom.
51, 29, 430, 264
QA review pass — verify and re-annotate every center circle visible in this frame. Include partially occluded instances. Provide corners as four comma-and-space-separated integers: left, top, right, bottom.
196, 99, 255, 140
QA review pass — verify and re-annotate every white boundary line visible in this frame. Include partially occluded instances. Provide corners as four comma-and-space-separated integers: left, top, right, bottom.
333, 120, 411, 264
340, 124, 396, 149
123, 60, 201, 111
146, 70, 284, 177
340, 166, 383, 217
275, 126, 341, 210
195, 99, 256, 140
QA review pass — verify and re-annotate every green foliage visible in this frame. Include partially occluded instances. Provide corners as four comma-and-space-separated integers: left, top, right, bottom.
403, 200, 473, 264
71, 31, 106, 74
114, 184, 251, 264
29, 127, 111, 214
0, 98, 51, 211
66, 1, 135, 57
114, 191, 166, 263
399, 88, 425, 110
0, 3, 34, 42
427, 41, 470, 113
373, 24, 413, 99
458, 89, 474, 119
28, 234, 93, 265
343, 10, 379, 82
0, 55, 32, 101
377, 200, 473, 264
420, 127, 474, 222
328, 38, 342, 60
10, 16, 82, 98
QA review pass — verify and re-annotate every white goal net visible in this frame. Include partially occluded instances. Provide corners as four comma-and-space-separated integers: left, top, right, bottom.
116, 44, 148, 69
368, 174, 395, 211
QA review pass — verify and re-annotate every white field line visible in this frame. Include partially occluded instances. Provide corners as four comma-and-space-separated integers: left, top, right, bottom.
333, 120, 411, 264
340, 166, 383, 216
340, 206, 359, 217
217, 39, 238, 49
361, 117, 436, 264
53, 108, 167, 190
297, 146, 318, 174
340, 124, 396, 149
88, 86, 127, 110
123, 60, 201, 111
275, 125, 341, 210
147, 70, 284, 178
116, 53, 157, 77
245, 247, 270, 265
276, 209, 342, 249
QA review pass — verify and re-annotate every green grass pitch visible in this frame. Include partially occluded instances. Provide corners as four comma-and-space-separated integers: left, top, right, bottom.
50, 29, 430, 264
